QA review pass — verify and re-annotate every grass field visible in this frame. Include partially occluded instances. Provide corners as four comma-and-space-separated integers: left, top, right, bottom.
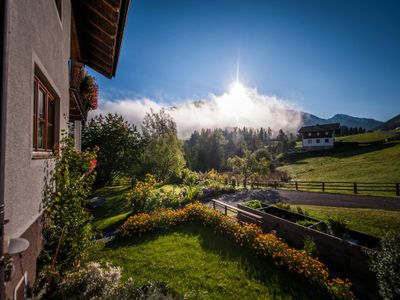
280, 133, 400, 196
293, 205, 400, 237
336, 131, 393, 143
90, 223, 326, 300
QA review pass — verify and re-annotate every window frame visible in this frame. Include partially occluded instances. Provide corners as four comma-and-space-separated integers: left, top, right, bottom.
33, 75, 58, 156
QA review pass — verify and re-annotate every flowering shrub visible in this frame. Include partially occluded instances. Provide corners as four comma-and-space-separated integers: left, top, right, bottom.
182, 185, 200, 204
35, 262, 181, 300
40, 136, 97, 273
80, 72, 98, 110
126, 174, 158, 214
120, 203, 355, 299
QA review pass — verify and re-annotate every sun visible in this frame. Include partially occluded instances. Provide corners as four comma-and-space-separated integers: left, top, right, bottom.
229, 81, 246, 96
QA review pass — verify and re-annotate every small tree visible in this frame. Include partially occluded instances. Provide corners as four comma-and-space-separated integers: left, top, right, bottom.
40, 136, 97, 273
227, 150, 269, 188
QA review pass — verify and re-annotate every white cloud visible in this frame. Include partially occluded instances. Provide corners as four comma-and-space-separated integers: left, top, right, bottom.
90, 83, 303, 139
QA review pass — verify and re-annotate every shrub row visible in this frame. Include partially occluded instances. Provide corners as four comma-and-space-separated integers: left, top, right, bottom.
120, 203, 355, 299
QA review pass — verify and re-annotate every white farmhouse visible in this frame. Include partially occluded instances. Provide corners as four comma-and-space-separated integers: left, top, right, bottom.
299, 123, 341, 150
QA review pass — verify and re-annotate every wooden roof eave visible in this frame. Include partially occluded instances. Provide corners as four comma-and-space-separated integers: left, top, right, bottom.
72, 0, 131, 79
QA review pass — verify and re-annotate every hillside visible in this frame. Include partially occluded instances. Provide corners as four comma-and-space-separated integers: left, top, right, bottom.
280, 132, 400, 188
302, 113, 382, 130
375, 113, 400, 130
336, 131, 393, 143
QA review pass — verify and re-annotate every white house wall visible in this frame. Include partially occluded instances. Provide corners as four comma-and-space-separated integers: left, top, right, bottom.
302, 137, 334, 147
3, 0, 71, 240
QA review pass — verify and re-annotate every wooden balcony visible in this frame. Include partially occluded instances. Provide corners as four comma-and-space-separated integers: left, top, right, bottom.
69, 60, 88, 122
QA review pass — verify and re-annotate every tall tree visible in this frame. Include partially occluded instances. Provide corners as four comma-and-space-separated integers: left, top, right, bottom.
141, 109, 186, 182
82, 113, 141, 186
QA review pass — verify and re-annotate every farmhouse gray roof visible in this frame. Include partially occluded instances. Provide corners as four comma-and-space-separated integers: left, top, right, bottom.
298, 123, 340, 133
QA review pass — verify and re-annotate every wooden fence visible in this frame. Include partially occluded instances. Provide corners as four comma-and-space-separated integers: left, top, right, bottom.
249, 180, 400, 196
211, 199, 263, 226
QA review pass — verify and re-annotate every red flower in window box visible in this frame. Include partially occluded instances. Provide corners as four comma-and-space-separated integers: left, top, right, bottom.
80, 72, 98, 110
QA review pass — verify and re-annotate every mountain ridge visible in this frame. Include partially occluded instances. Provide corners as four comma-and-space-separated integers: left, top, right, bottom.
301, 113, 383, 130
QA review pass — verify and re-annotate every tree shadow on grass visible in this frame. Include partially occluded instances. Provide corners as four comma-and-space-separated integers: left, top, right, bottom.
92, 185, 132, 221
103, 223, 328, 300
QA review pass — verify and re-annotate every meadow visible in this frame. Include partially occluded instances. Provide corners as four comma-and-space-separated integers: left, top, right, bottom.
280, 132, 400, 193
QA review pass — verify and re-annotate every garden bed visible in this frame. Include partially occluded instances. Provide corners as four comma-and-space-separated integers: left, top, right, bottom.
238, 201, 380, 290
91, 223, 328, 300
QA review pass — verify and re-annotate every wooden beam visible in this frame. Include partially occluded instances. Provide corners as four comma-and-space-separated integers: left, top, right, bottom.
70, 11, 82, 60
84, 1, 117, 28
86, 12, 118, 37
88, 54, 113, 69
85, 35, 114, 52
88, 50, 113, 67
87, 18, 116, 38
89, 61, 112, 78
84, 0, 119, 22
87, 42, 114, 58
86, 27, 115, 47
103, 0, 122, 9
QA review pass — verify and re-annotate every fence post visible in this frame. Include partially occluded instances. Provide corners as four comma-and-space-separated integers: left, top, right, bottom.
353, 183, 357, 194
322, 182, 325, 192
274, 181, 277, 189
224, 206, 227, 216
295, 181, 298, 190
396, 183, 399, 196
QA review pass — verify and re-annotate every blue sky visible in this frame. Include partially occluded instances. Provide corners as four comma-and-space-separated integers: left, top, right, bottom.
91, 0, 400, 122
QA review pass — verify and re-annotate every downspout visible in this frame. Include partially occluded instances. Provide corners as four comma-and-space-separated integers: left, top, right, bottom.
0, 0, 9, 298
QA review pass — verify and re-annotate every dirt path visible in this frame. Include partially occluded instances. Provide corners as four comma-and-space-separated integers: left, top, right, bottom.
213, 189, 400, 211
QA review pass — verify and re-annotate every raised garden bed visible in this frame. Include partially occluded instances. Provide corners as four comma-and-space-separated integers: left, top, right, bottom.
238, 201, 380, 290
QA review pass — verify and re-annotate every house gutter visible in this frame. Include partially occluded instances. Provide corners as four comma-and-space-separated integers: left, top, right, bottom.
0, 0, 9, 298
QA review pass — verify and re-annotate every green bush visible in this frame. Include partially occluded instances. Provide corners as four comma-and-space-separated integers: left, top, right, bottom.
275, 203, 292, 211
180, 168, 200, 186
327, 216, 349, 239
367, 231, 400, 300
303, 236, 319, 258
148, 190, 181, 211
296, 220, 317, 227
39, 136, 97, 273
243, 200, 263, 209
183, 185, 201, 204
295, 206, 309, 216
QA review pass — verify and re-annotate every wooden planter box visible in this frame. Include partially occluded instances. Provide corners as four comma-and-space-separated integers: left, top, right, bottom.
237, 202, 380, 286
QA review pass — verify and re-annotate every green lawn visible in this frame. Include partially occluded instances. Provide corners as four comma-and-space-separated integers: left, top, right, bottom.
336, 131, 393, 143
280, 139, 400, 196
90, 223, 326, 300
294, 205, 400, 237
92, 184, 185, 230
92, 185, 132, 230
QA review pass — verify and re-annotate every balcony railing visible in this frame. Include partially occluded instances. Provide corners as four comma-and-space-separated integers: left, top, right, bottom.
69, 59, 88, 122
